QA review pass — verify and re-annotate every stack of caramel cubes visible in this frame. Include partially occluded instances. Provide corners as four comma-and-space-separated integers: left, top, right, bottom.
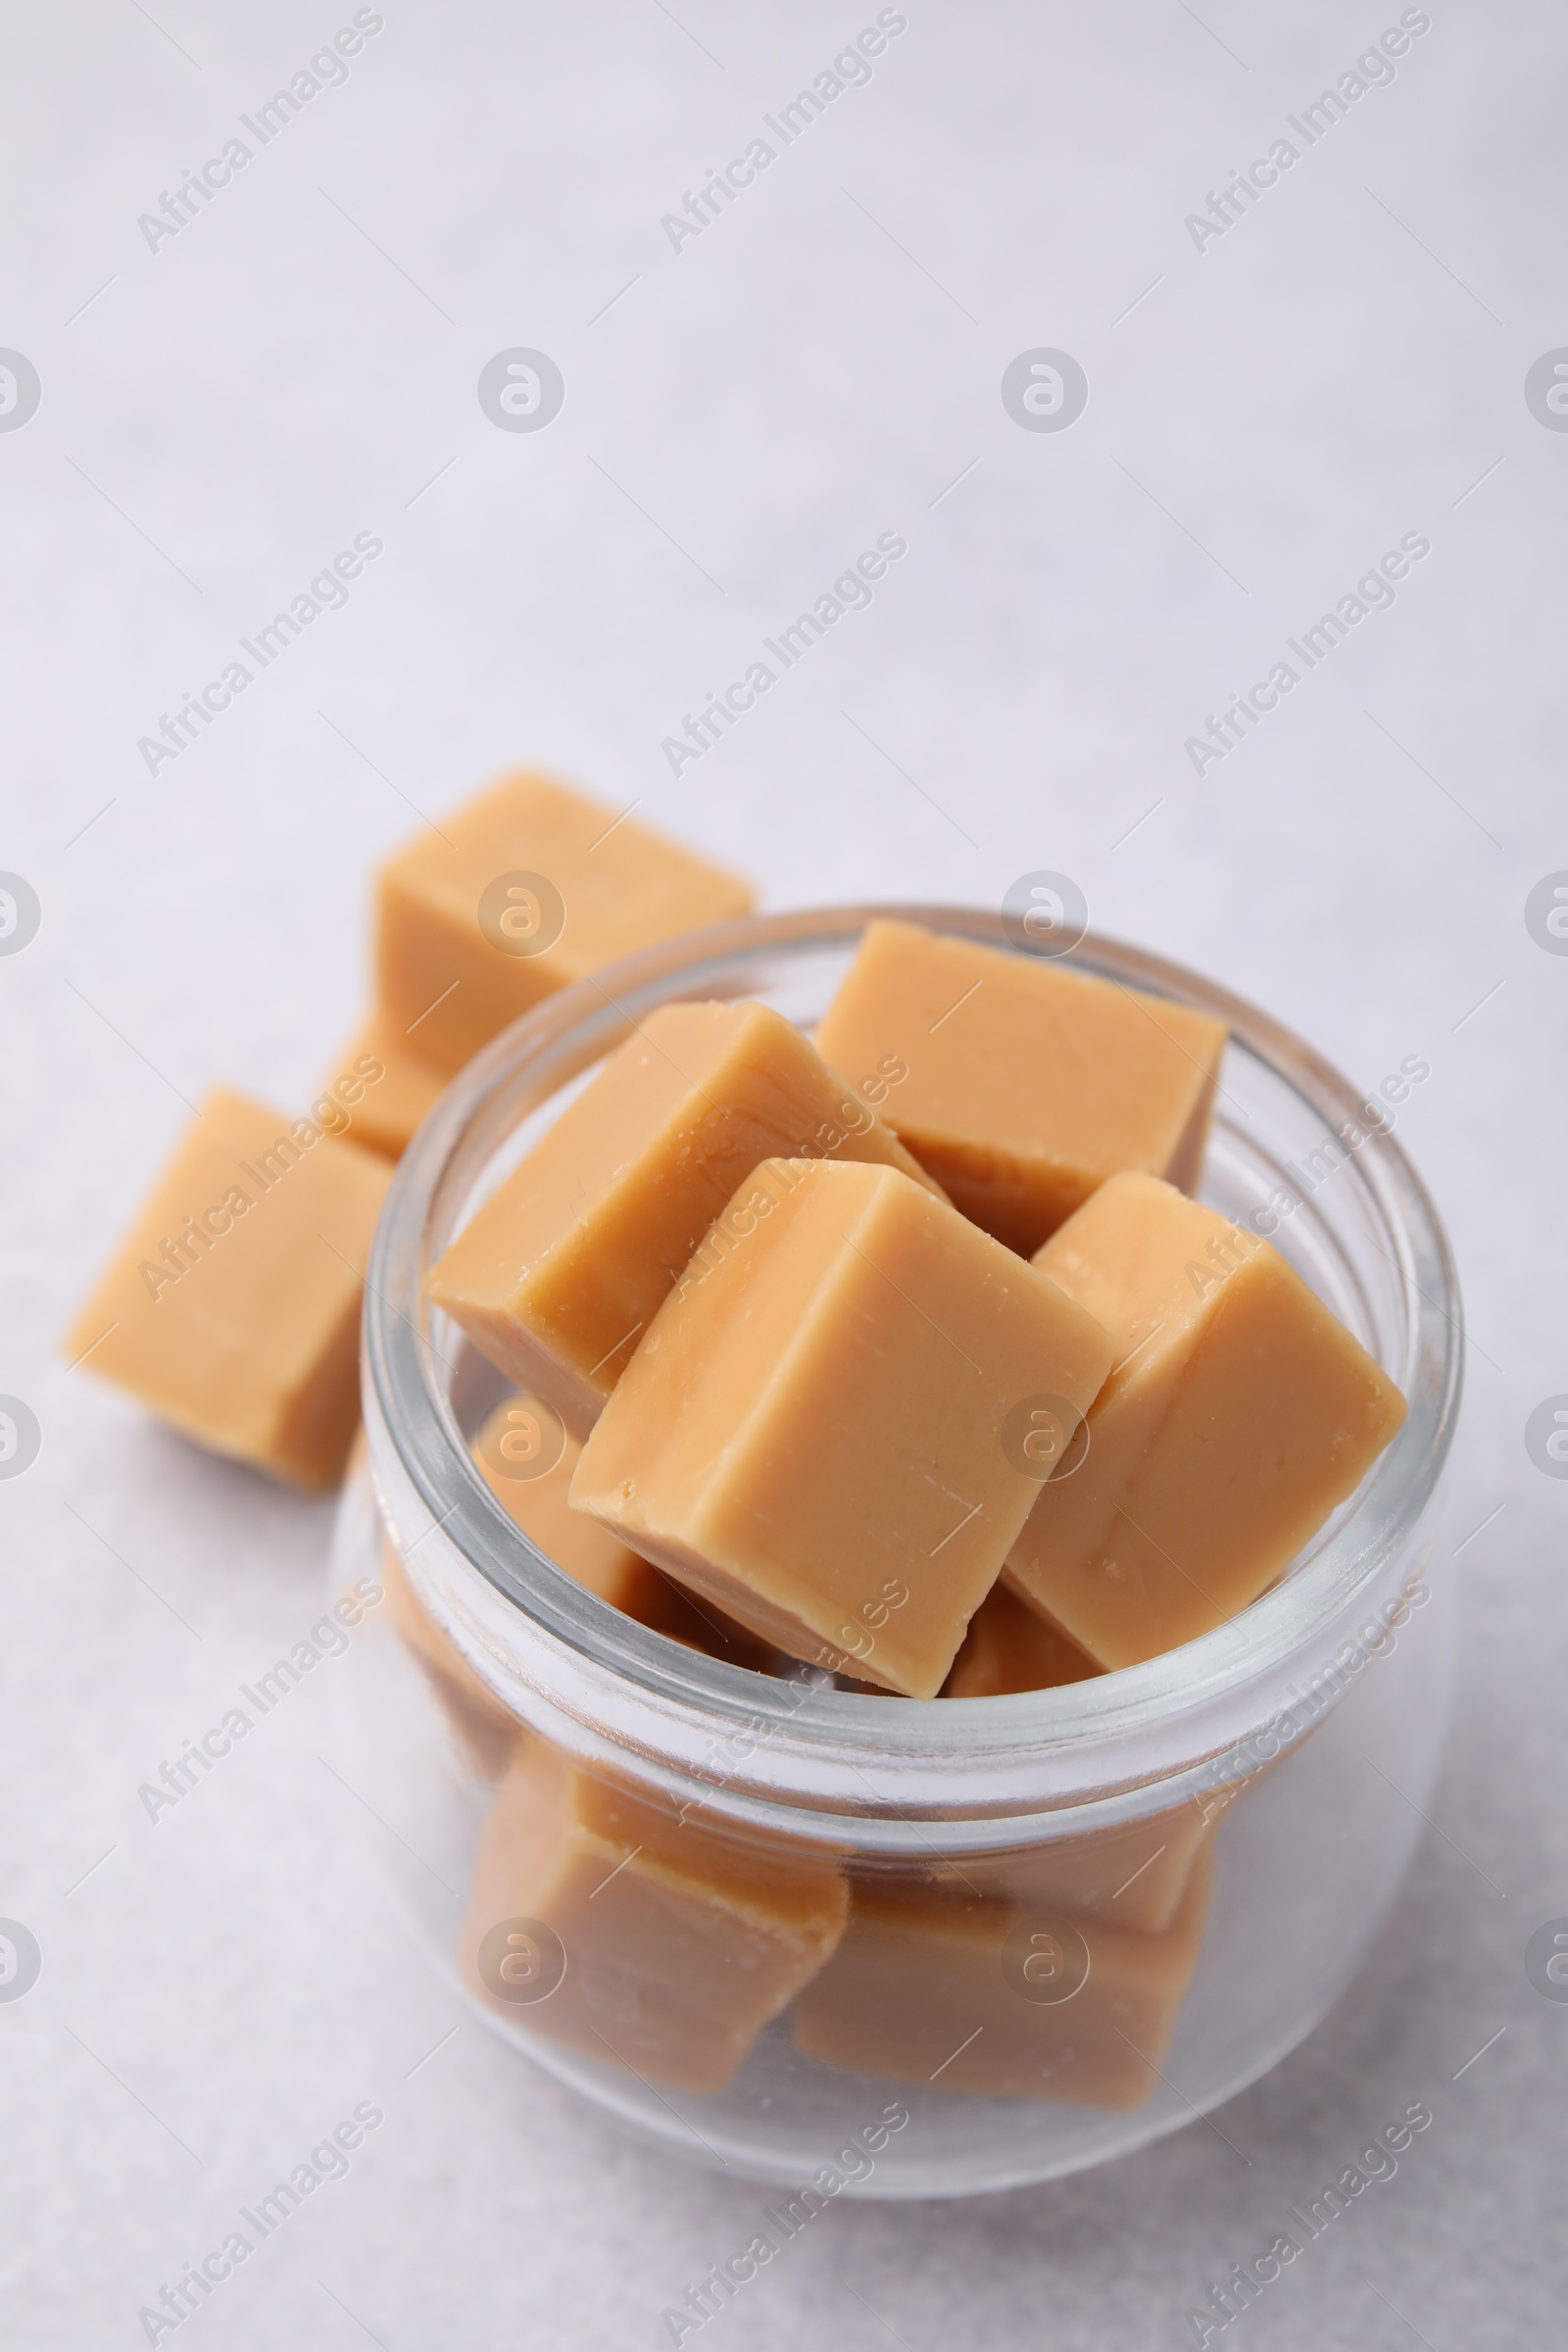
67, 779, 1406, 2108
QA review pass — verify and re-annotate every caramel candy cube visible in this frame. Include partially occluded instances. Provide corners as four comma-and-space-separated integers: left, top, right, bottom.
813, 920, 1228, 1254
462, 1741, 847, 2091
381, 1545, 517, 1781
792, 1847, 1213, 2107
927, 1799, 1216, 1936
570, 1158, 1115, 1697
941, 1580, 1101, 1697
375, 771, 753, 1078
471, 1396, 771, 1670
1005, 1173, 1408, 1668
425, 1000, 942, 1434
63, 1088, 390, 1489
940, 1586, 1215, 1933
322, 1013, 445, 1161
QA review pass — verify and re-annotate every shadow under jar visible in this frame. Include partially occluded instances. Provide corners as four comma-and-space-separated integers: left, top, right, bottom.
328, 904, 1461, 2198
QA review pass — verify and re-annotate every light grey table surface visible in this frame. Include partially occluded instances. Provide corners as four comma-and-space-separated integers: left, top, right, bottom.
1, 3, 1563, 2345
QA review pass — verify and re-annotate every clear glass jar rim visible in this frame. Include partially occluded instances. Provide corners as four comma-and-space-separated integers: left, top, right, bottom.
363, 903, 1462, 1809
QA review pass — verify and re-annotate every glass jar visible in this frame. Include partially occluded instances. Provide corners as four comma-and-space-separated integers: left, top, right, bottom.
328, 905, 1461, 2197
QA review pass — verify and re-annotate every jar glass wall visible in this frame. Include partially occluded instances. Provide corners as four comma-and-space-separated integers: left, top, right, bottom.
328, 906, 1461, 2197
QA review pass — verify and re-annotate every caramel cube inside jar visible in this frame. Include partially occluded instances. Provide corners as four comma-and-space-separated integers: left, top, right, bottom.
378, 1389, 783, 1797
425, 999, 942, 1435
570, 1157, 1115, 1697
62, 1086, 390, 1489
376, 916, 1404, 2120
939, 1587, 1213, 1935
380, 1545, 518, 1783
1005, 1172, 1408, 1667
812, 919, 1228, 1254
941, 1580, 1101, 1698
792, 1845, 1214, 2108
470, 1395, 774, 1671
924, 1800, 1218, 1936
375, 770, 752, 1080
462, 1740, 848, 2093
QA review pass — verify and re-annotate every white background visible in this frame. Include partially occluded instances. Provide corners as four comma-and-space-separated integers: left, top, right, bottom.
1, 2, 1564, 2345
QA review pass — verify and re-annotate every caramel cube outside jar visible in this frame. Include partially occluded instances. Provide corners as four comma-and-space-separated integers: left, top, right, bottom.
375, 771, 752, 1078
63, 1086, 390, 1489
